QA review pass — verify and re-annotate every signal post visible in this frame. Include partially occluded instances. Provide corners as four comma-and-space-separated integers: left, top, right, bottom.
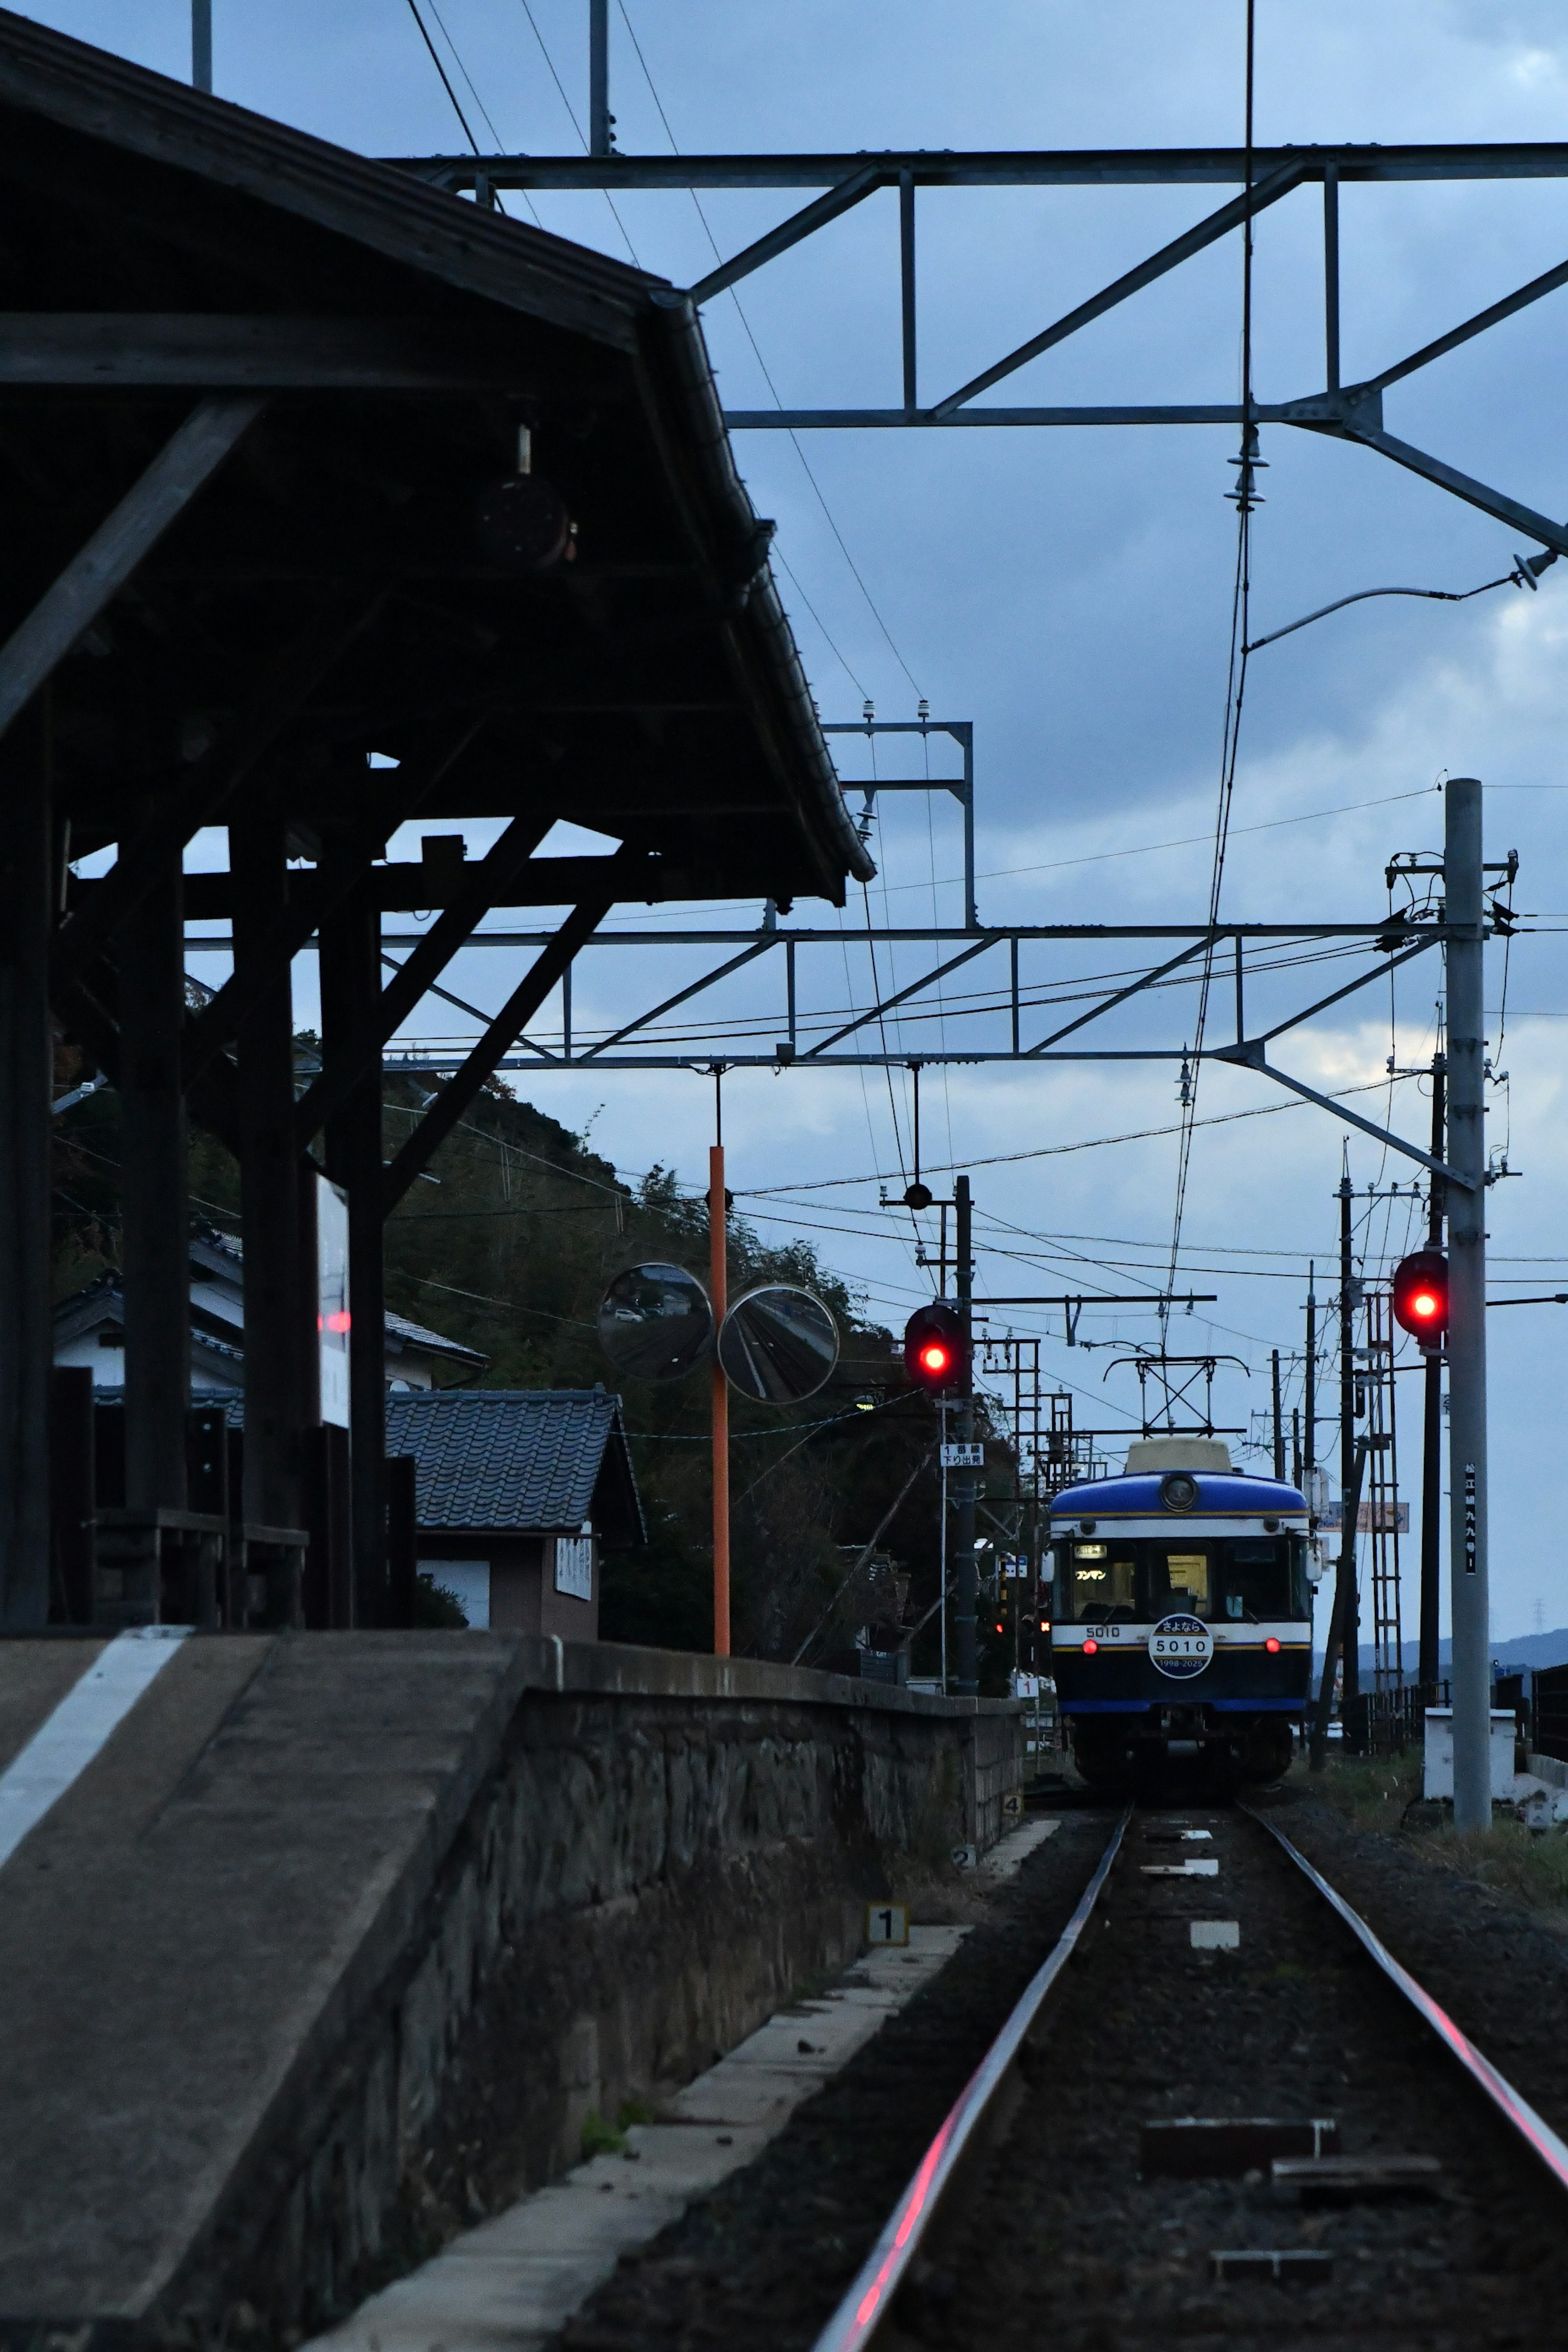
1445, 780, 1490, 1834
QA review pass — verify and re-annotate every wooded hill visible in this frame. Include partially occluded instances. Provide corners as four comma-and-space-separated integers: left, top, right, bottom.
51, 1044, 1018, 1677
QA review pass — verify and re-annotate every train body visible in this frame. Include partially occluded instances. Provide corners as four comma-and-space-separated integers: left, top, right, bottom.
1048, 1438, 1316, 1787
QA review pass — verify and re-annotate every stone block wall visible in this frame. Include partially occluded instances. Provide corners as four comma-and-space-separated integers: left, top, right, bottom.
184, 1643, 1022, 2337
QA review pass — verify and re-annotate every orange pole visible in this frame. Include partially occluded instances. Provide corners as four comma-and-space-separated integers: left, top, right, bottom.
709, 1142, 730, 1655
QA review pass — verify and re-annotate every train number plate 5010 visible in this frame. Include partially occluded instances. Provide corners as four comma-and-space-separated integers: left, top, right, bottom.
1149, 1613, 1214, 1679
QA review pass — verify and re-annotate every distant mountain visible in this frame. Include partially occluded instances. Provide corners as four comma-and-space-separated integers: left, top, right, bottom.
1320, 1629, 1568, 1677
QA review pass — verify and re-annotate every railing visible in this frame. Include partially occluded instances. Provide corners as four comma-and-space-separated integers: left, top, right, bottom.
1341, 1681, 1448, 1758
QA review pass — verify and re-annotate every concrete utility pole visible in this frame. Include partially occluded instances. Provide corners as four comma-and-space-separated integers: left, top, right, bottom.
953, 1175, 978, 1695
1445, 778, 1490, 1833
1419, 1050, 1446, 1691
1337, 1172, 1360, 1707
588, 0, 612, 156
1271, 1348, 1285, 1480
192, 0, 212, 93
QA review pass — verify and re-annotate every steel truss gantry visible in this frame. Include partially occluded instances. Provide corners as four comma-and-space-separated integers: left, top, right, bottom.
396, 138, 1568, 560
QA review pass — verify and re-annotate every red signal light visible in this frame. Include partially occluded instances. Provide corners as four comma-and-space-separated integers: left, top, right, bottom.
1392, 1248, 1449, 1341
1264, 1636, 1281, 1655
1082, 1637, 1099, 1655
902, 1303, 969, 1396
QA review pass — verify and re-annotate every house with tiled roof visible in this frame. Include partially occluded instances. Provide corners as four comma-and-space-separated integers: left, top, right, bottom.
383, 1388, 644, 1641
53, 1226, 486, 1393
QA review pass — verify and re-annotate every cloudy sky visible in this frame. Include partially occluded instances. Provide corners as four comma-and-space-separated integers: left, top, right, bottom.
36, 1, 1568, 1647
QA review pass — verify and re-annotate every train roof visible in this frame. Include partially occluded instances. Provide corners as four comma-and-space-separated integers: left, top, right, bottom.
1049, 1470, 1308, 1521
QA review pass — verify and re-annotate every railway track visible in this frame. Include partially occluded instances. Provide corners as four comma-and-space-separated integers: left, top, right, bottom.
812, 1800, 1568, 2351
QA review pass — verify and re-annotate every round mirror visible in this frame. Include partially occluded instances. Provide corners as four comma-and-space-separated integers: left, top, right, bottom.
718, 1285, 840, 1404
597, 1262, 713, 1383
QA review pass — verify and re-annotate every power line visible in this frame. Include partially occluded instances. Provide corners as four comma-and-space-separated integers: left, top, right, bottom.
404, 0, 479, 151
513, 0, 643, 265
615, 0, 922, 703
737, 1073, 1414, 1194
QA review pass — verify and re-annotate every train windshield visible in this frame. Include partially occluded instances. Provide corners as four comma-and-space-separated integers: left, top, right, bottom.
1057, 1534, 1307, 1623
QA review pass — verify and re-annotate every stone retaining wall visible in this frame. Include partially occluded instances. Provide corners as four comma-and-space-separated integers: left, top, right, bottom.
187, 1642, 1023, 2338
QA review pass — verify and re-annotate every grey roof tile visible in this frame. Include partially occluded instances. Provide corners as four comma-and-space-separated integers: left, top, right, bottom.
383, 1389, 644, 1541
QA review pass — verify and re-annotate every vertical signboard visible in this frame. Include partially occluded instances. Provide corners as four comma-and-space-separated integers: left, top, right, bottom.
316, 1172, 350, 1430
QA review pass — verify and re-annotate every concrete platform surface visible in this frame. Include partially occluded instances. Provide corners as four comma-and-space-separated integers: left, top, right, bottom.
306, 1923, 974, 2352
0, 1630, 524, 2321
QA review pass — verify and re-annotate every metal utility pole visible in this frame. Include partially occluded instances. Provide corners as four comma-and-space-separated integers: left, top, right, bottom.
710, 1101, 730, 1657
1271, 1348, 1285, 1480
953, 1174, 978, 1696
1419, 1050, 1446, 1691
1446, 779, 1490, 1832
1338, 1174, 1360, 1707
192, 0, 212, 93
588, 0, 612, 157
1304, 1263, 1316, 1502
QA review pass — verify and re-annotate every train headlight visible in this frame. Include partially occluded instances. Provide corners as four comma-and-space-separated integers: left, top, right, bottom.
1264, 1636, 1281, 1654
1082, 1638, 1099, 1655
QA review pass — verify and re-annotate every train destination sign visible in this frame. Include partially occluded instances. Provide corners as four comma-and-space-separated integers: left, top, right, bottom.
1149, 1614, 1215, 1679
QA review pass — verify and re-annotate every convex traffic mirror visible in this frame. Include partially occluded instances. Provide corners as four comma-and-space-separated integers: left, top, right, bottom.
597, 1263, 714, 1383
716, 1285, 840, 1404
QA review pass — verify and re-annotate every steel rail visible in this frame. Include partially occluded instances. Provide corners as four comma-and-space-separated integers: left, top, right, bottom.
813, 1802, 1568, 2351
808, 1806, 1131, 2352
1243, 1806, 1568, 2198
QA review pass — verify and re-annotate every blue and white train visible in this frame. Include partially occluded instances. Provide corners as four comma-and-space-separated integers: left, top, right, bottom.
1048, 1439, 1318, 1788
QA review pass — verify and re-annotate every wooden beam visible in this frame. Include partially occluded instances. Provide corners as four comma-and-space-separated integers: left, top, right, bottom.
182, 718, 491, 1082
0, 702, 53, 1627
51, 588, 385, 996
232, 816, 306, 1541
0, 396, 262, 744
382, 898, 608, 1213
158, 848, 697, 921
294, 812, 550, 1143
119, 848, 191, 1513
0, 314, 618, 392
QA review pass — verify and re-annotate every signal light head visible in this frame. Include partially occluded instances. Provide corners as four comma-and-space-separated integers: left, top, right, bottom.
1392, 1247, 1449, 1341
902, 1302, 970, 1395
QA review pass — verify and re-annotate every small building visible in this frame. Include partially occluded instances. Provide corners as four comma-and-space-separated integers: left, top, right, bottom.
385, 1389, 644, 1642
53, 1227, 486, 1393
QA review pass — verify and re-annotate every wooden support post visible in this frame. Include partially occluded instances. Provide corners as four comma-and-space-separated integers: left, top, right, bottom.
710, 1140, 729, 1657
231, 816, 303, 1542
120, 844, 190, 1510
0, 701, 53, 1627
320, 869, 387, 1628
49, 1367, 95, 1625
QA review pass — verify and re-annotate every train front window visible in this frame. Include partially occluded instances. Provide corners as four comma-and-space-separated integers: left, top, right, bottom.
1064, 1543, 1136, 1621
1221, 1537, 1293, 1620
1146, 1546, 1212, 1619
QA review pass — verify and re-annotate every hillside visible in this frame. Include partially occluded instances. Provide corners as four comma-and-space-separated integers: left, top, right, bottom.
51, 1049, 991, 1673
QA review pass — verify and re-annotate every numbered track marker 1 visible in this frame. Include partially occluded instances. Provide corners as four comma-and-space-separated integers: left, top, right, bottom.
866, 1900, 910, 1947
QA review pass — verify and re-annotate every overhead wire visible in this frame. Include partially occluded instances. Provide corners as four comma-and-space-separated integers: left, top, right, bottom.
1160, 0, 1257, 1357
615, 0, 923, 704
513, 0, 643, 264
404, 0, 481, 150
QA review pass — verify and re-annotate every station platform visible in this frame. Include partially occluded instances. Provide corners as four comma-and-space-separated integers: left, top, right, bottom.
0, 1630, 1022, 2337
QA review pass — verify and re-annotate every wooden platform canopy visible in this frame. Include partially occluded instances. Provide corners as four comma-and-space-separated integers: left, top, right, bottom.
0, 6, 873, 1630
